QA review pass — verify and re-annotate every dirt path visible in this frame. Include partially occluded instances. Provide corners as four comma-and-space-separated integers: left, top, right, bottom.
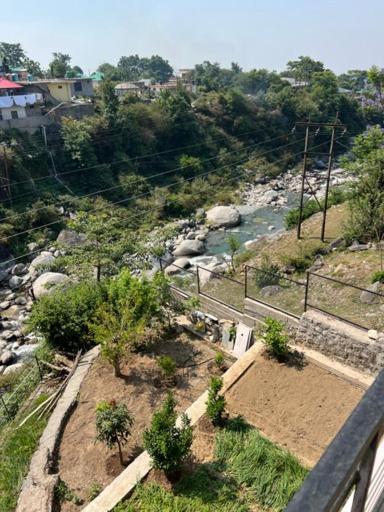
225, 350, 364, 467
58, 332, 225, 511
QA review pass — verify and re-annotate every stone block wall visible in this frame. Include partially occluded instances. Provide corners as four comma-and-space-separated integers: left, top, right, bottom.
297, 310, 384, 374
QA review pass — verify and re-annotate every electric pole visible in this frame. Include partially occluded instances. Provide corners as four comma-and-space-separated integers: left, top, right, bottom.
295, 117, 346, 241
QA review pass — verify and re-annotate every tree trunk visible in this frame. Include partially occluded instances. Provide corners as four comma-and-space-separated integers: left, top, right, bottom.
113, 355, 121, 378
116, 439, 125, 466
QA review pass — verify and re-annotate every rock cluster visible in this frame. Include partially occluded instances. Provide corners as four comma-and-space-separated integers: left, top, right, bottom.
0, 228, 78, 374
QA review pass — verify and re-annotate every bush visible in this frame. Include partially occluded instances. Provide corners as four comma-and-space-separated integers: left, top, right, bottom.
143, 392, 192, 476
254, 255, 280, 288
280, 241, 324, 273
206, 377, 226, 426
261, 317, 289, 360
95, 400, 134, 466
28, 281, 106, 352
214, 352, 225, 369
371, 270, 384, 284
158, 356, 177, 378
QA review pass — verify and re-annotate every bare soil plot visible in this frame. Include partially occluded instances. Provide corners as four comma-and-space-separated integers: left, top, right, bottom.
225, 349, 365, 467
57, 332, 227, 511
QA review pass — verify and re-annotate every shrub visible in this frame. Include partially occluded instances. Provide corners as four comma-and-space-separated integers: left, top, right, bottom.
28, 281, 106, 352
371, 270, 384, 284
88, 482, 102, 501
54, 479, 83, 506
261, 317, 289, 360
254, 255, 280, 288
95, 400, 134, 466
280, 241, 324, 273
214, 352, 225, 369
158, 356, 177, 378
206, 377, 226, 426
143, 392, 192, 476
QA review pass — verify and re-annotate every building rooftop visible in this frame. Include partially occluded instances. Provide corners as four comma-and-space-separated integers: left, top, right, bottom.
0, 78, 22, 90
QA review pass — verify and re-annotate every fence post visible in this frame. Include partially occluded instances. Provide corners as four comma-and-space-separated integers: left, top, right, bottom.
159, 258, 163, 271
304, 272, 310, 312
0, 394, 10, 419
196, 266, 201, 294
35, 354, 43, 380
244, 266, 248, 298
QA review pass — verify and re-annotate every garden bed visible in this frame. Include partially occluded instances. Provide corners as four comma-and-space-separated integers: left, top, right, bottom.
224, 349, 365, 466
57, 331, 229, 511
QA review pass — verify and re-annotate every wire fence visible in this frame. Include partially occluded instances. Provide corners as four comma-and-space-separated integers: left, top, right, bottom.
306, 272, 384, 331
0, 354, 44, 430
245, 265, 306, 319
160, 258, 384, 331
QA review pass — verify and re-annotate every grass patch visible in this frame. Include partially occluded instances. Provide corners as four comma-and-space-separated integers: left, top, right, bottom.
0, 394, 49, 512
115, 419, 307, 512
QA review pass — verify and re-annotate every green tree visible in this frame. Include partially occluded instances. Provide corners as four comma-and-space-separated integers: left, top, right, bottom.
146, 55, 173, 83
0, 42, 25, 68
226, 234, 241, 272
49, 52, 71, 78
91, 304, 144, 377
95, 400, 134, 466
367, 66, 384, 104
61, 117, 97, 168
286, 56, 324, 83
261, 317, 289, 360
97, 62, 121, 81
143, 392, 192, 476
98, 79, 119, 127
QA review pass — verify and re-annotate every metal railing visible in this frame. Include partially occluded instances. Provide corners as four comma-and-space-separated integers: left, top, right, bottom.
285, 369, 384, 512
245, 265, 306, 319
197, 265, 244, 313
305, 272, 384, 331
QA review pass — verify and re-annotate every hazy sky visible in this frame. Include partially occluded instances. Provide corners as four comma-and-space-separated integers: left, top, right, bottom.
2, 0, 383, 74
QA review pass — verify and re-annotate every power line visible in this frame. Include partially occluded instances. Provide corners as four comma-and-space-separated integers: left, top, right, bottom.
0, 134, 300, 214
0, 136, 335, 247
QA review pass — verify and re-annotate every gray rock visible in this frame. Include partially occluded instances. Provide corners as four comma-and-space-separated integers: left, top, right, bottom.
30, 253, 55, 273
8, 275, 23, 289
173, 240, 205, 257
368, 329, 379, 340
165, 257, 191, 275
2, 330, 16, 341
27, 242, 40, 252
206, 206, 241, 228
348, 241, 369, 252
360, 282, 382, 305
0, 300, 10, 310
263, 190, 279, 204
0, 349, 17, 365
56, 229, 87, 247
3, 362, 24, 375
15, 344, 37, 360
260, 285, 282, 297
11, 263, 27, 275
0, 365, 5, 375
14, 296, 27, 305
32, 272, 70, 299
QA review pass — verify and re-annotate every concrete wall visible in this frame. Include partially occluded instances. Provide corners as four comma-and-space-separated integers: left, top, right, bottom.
47, 82, 72, 102
0, 105, 27, 120
0, 114, 52, 133
296, 310, 384, 374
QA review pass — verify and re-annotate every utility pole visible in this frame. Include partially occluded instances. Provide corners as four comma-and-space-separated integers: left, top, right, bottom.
295, 118, 346, 240
321, 114, 339, 242
297, 122, 310, 240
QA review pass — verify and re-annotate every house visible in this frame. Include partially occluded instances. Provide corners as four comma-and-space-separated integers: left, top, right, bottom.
0, 78, 49, 132
150, 78, 196, 95
18, 78, 94, 103
90, 71, 104, 88
281, 77, 309, 88
115, 82, 142, 97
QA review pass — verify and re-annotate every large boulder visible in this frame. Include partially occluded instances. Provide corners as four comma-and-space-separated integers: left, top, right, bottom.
32, 272, 70, 299
56, 229, 87, 247
206, 206, 241, 228
165, 257, 191, 275
173, 240, 205, 257
0, 349, 17, 365
360, 281, 382, 305
8, 275, 23, 289
30, 253, 55, 273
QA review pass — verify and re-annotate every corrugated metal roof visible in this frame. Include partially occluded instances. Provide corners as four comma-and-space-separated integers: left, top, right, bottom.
0, 78, 22, 89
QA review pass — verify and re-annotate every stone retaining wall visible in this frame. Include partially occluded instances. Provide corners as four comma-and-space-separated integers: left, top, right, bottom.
296, 310, 384, 374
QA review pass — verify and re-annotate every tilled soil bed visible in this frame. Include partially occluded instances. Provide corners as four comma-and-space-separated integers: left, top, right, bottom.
57, 331, 228, 511
225, 349, 365, 467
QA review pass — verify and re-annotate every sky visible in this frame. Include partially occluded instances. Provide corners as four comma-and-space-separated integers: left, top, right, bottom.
1, 0, 383, 74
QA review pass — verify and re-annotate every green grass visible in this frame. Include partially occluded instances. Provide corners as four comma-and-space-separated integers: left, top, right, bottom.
114, 419, 308, 512
0, 394, 49, 512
